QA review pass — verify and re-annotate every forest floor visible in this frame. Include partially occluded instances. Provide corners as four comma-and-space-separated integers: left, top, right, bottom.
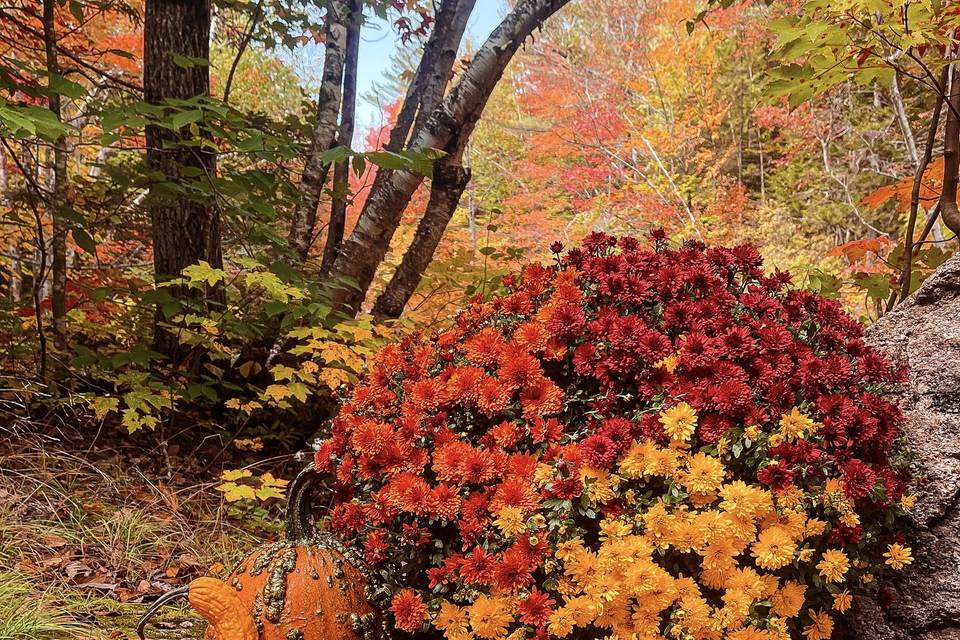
0, 425, 296, 640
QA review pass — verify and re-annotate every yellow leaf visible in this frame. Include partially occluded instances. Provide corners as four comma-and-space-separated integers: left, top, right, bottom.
233, 438, 264, 452
319, 367, 351, 389
221, 468, 253, 481
217, 482, 257, 502
259, 472, 289, 489
263, 384, 291, 402
90, 396, 120, 420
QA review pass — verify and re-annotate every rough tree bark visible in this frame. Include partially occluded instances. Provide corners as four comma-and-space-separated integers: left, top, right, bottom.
144, 0, 222, 360
288, 2, 349, 262
319, 0, 362, 277
940, 64, 960, 235
42, 0, 68, 350
372, 152, 470, 321
325, 0, 572, 316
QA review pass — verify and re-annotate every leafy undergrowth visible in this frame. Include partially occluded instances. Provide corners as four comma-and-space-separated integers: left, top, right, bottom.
0, 432, 294, 639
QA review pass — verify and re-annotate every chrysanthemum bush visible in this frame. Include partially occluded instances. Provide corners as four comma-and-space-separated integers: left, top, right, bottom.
315, 232, 915, 640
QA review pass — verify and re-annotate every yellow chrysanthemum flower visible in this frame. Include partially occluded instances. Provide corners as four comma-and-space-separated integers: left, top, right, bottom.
884, 543, 914, 570
774, 484, 804, 509
582, 468, 619, 504
716, 435, 730, 456
654, 353, 679, 374
493, 506, 526, 537
680, 452, 725, 494
803, 609, 833, 640
660, 402, 698, 444
770, 580, 806, 618
618, 439, 653, 478
832, 590, 853, 612
839, 510, 860, 528
816, 549, 849, 583
435, 601, 470, 640
779, 407, 818, 440
752, 525, 797, 570
719, 481, 774, 519
900, 493, 918, 511
534, 463, 555, 485
468, 595, 513, 639
546, 607, 575, 637
803, 517, 827, 539
599, 518, 633, 540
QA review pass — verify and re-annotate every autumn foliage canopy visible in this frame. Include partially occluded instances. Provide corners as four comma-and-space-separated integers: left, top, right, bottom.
315, 233, 915, 640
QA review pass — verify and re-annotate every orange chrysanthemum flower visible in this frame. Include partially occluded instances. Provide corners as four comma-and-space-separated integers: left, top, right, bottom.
513, 320, 550, 353
463, 327, 507, 366
520, 376, 564, 419
476, 375, 512, 416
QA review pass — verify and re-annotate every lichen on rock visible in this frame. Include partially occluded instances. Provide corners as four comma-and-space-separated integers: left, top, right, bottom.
852, 256, 960, 640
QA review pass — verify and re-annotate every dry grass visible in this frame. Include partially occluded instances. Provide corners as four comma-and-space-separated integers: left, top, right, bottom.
0, 436, 283, 639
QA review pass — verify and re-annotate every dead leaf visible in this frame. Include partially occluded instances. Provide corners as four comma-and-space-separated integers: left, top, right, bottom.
64, 560, 92, 578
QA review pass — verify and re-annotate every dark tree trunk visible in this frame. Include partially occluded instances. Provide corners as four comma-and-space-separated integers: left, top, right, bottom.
941, 64, 960, 235
320, 0, 362, 277
144, 0, 221, 361
42, 0, 68, 350
372, 159, 470, 321
325, 0, 571, 316
288, 2, 350, 262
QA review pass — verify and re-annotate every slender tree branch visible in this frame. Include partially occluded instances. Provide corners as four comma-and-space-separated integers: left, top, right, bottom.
893, 66, 948, 309
222, 0, 263, 105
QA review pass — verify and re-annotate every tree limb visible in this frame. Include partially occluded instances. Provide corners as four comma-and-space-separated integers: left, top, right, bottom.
288, 2, 349, 262
320, 0, 362, 276
325, 0, 572, 316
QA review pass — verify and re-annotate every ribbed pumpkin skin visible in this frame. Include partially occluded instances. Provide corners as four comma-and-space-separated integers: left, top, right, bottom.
203, 541, 380, 640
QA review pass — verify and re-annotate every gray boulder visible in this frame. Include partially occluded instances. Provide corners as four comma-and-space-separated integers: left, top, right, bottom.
851, 257, 960, 639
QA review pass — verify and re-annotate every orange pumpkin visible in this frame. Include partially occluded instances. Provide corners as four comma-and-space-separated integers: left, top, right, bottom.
198, 537, 380, 640
138, 465, 383, 640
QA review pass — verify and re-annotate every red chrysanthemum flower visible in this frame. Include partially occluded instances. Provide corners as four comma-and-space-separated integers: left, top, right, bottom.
581, 433, 619, 469
757, 460, 796, 491
513, 320, 550, 353
545, 303, 586, 339
529, 417, 564, 444
363, 528, 390, 564
460, 546, 497, 585
390, 589, 428, 632
519, 588, 556, 626
462, 447, 497, 484
491, 477, 540, 512
841, 458, 878, 502
493, 545, 534, 591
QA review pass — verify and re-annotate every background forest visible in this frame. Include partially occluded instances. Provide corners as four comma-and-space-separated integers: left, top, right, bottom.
1, 0, 958, 637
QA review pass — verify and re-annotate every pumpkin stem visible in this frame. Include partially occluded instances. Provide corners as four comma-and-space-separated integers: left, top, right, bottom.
285, 462, 319, 540
136, 585, 189, 640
